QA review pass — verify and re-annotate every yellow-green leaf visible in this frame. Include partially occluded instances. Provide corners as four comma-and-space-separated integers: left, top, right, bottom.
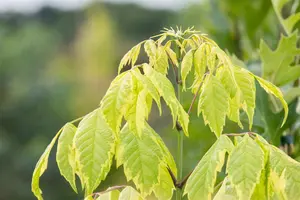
184, 135, 234, 200
96, 189, 120, 200
32, 128, 62, 200
119, 186, 143, 200
56, 123, 77, 193
254, 75, 288, 126
198, 75, 229, 137
116, 123, 163, 196
226, 134, 264, 200
74, 108, 115, 195
181, 49, 194, 90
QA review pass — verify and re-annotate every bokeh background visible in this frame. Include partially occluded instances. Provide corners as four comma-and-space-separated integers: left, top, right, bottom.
0, 0, 299, 199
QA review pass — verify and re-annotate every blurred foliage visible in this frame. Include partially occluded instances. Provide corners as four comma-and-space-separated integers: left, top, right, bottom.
0, 1, 299, 200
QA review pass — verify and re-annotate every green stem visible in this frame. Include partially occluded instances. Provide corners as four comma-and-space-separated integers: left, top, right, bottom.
176, 42, 183, 200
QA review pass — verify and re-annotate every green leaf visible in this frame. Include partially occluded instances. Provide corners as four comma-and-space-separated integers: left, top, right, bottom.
191, 43, 207, 93
74, 108, 115, 195
184, 135, 234, 200
269, 145, 300, 199
226, 134, 264, 200
131, 69, 162, 115
268, 170, 287, 200
227, 92, 243, 129
56, 123, 77, 193
96, 189, 120, 200
116, 123, 163, 196
165, 45, 178, 67
153, 164, 174, 200
216, 66, 237, 98
213, 177, 238, 200
146, 123, 177, 176
181, 49, 194, 90
271, 0, 300, 35
144, 64, 189, 136
101, 72, 134, 134
260, 32, 300, 85
198, 75, 229, 137
118, 186, 143, 200
234, 67, 255, 129
144, 39, 157, 66
32, 129, 62, 200
254, 75, 288, 126
118, 42, 142, 74
154, 46, 169, 74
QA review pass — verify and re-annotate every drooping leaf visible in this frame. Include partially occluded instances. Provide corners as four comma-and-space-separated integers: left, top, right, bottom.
254, 75, 288, 126
116, 123, 163, 196
165, 44, 178, 67
226, 134, 264, 200
118, 186, 143, 200
271, 0, 300, 35
227, 91, 243, 129
144, 64, 189, 136
198, 75, 229, 137
234, 67, 256, 129
181, 49, 194, 90
101, 72, 134, 134
184, 135, 234, 200
216, 66, 237, 98
74, 108, 115, 195
268, 170, 287, 200
32, 129, 62, 200
56, 123, 77, 192
269, 145, 300, 199
260, 32, 300, 86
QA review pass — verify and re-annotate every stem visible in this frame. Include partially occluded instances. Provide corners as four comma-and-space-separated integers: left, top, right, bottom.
176, 40, 183, 200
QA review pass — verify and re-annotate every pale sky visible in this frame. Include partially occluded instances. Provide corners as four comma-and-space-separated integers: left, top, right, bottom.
0, 0, 200, 13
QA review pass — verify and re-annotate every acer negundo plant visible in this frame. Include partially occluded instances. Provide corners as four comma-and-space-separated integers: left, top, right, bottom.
32, 27, 300, 200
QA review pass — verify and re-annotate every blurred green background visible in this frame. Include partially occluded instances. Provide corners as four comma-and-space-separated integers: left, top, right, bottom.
0, 0, 299, 199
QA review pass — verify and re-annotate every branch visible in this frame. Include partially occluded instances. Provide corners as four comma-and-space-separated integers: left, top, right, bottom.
167, 166, 178, 187
177, 169, 193, 189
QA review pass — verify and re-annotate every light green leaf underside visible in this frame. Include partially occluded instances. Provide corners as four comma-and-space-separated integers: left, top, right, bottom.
181, 49, 193, 90
96, 189, 120, 200
198, 75, 229, 137
116, 123, 163, 196
185, 135, 234, 200
234, 67, 255, 130
254, 75, 288, 126
226, 134, 264, 200
74, 108, 115, 195
101, 72, 134, 134
144, 64, 189, 136
269, 145, 300, 199
32, 128, 62, 200
119, 186, 143, 200
56, 123, 77, 193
